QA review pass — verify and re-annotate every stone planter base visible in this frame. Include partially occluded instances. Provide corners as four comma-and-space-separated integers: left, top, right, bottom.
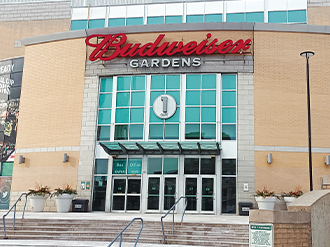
55, 194, 75, 213
255, 197, 277, 210
29, 194, 49, 212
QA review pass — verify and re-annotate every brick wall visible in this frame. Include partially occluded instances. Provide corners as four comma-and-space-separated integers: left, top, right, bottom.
274, 223, 312, 247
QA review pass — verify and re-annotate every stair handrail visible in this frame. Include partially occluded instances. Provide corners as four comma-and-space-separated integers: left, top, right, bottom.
161, 196, 187, 244
107, 217, 143, 247
2, 192, 28, 239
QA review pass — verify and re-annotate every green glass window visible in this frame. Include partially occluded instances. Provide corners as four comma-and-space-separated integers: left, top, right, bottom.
115, 108, 129, 123
268, 11, 287, 23
165, 108, 179, 123
288, 10, 306, 23
202, 74, 216, 89
222, 124, 236, 140
150, 91, 165, 106
97, 126, 110, 141
201, 157, 215, 175
100, 78, 113, 92
186, 15, 204, 23
201, 124, 216, 139
222, 177, 236, 213
130, 108, 144, 123
205, 14, 222, 23
149, 124, 163, 139
222, 108, 236, 123
129, 125, 143, 139
71, 20, 87, 30
113, 159, 127, 174
246, 12, 264, 23
132, 76, 145, 90
185, 124, 200, 139
167, 91, 180, 105
114, 125, 128, 140
147, 16, 164, 24
131, 92, 145, 107
150, 110, 163, 123
202, 91, 216, 105
95, 159, 108, 174
226, 13, 245, 22
222, 75, 236, 90
98, 109, 111, 124
108, 18, 125, 27
186, 91, 200, 105
164, 124, 179, 139
184, 158, 199, 174
1, 162, 13, 176
99, 94, 112, 108
151, 75, 165, 90
164, 158, 178, 174
222, 91, 236, 106
148, 158, 162, 174
117, 77, 131, 91
166, 75, 180, 89
201, 107, 216, 122
116, 92, 130, 107
222, 159, 236, 175
89, 19, 105, 29
165, 15, 182, 24
186, 107, 200, 122
126, 17, 143, 26
127, 159, 142, 174
186, 75, 201, 89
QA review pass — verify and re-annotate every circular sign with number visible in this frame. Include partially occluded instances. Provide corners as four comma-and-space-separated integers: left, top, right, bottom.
153, 94, 177, 119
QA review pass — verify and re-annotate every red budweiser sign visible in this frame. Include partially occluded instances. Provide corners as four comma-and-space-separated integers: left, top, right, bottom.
85, 33, 251, 61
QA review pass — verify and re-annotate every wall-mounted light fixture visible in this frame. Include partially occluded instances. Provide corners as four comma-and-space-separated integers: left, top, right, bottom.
18, 155, 25, 164
63, 153, 69, 163
267, 153, 272, 164
325, 155, 330, 166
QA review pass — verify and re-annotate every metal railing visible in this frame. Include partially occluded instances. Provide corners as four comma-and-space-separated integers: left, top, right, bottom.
107, 217, 143, 247
161, 196, 187, 244
3, 192, 28, 239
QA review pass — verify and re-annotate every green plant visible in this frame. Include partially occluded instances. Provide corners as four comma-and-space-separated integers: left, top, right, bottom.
282, 189, 303, 198
254, 187, 278, 198
51, 184, 77, 198
27, 184, 51, 196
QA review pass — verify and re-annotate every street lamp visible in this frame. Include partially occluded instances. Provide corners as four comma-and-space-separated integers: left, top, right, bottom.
300, 51, 315, 191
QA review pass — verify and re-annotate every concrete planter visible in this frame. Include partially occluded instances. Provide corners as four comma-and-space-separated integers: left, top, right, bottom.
284, 197, 296, 208
255, 196, 277, 210
55, 194, 75, 213
29, 194, 49, 212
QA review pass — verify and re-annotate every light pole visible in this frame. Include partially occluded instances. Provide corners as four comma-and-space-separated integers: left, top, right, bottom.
300, 51, 315, 191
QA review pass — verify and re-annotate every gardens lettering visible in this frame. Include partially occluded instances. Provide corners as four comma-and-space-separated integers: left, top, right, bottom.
85, 33, 251, 61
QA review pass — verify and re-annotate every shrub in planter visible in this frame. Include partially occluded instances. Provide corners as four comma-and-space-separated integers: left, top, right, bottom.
281, 189, 303, 208
254, 188, 279, 210
52, 185, 77, 213
27, 185, 51, 212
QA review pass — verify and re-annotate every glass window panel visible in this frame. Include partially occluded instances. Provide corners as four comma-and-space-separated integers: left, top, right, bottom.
148, 158, 162, 174
100, 78, 113, 92
126, 17, 143, 26
186, 91, 200, 106
164, 178, 176, 210
186, 107, 200, 122
268, 11, 287, 23
202, 178, 214, 211
112, 196, 125, 210
205, 14, 222, 23
99, 94, 112, 108
149, 124, 164, 139
98, 109, 111, 124
116, 92, 130, 107
89, 19, 105, 29
150, 91, 165, 106
184, 158, 199, 174
114, 125, 128, 140
148, 178, 160, 210
147, 16, 164, 24
126, 196, 140, 210
167, 91, 180, 105
128, 159, 142, 175
201, 124, 216, 139
202, 74, 216, 89
222, 91, 236, 106
186, 14, 204, 23
246, 12, 264, 23
165, 107, 179, 123
288, 10, 306, 23
131, 92, 145, 107
116, 108, 129, 123
222, 177, 236, 214
165, 15, 182, 24
93, 176, 107, 211
226, 13, 245, 22
150, 109, 164, 123
117, 77, 131, 91
202, 91, 216, 105
130, 108, 144, 123
132, 76, 145, 90
166, 75, 180, 89
201, 157, 215, 175
222, 75, 236, 90
113, 159, 127, 174
185, 124, 200, 139
71, 20, 87, 30
127, 179, 141, 193
108, 18, 125, 27
151, 75, 165, 90
94, 159, 108, 174
97, 126, 110, 141
201, 107, 216, 122
1, 162, 13, 176
222, 108, 236, 123
222, 124, 236, 140
222, 159, 236, 175
129, 124, 143, 139
164, 158, 178, 174
186, 74, 201, 89
164, 124, 179, 139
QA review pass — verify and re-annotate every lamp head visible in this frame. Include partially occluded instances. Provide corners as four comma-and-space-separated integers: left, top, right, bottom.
300, 51, 315, 59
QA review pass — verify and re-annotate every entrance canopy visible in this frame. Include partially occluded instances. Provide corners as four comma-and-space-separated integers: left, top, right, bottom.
100, 141, 221, 155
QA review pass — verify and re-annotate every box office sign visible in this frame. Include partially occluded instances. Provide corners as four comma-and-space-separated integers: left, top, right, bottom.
85, 33, 252, 68
249, 224, 273, 247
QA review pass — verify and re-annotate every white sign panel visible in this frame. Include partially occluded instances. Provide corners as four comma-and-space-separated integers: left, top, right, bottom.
153, 94, 177, 119
249, 224, 273, 247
